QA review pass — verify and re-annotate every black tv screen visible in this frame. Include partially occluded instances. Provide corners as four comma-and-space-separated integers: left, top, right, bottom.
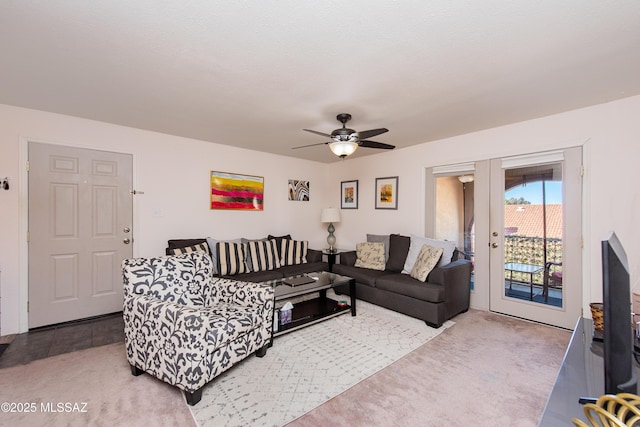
602, 231, 637, 394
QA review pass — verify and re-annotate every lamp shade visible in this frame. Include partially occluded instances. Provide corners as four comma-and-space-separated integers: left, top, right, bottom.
320, 207, 341, 223
458, 175, 474, 183
329, 141, 358, 158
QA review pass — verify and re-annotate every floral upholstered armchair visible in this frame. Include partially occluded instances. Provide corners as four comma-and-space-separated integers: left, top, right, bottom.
122, 251, 274, 405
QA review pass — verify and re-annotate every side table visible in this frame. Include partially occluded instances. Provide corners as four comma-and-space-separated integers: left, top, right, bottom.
322, 249, 342, 272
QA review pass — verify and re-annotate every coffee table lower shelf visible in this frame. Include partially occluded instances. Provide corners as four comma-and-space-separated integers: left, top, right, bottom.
273, 297, 351, 337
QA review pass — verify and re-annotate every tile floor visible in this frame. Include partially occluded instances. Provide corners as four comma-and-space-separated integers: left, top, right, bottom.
0, 312, 124, 369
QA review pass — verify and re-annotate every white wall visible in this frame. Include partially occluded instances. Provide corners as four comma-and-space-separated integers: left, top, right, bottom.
328, 95, 640, 313
2, 95, 640, 334
0, 104, 330, 335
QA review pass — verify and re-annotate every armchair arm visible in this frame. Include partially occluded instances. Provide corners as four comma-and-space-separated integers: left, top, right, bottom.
210, 277, 274, 308
123, 294, 215, 393
209, 278, 275, 331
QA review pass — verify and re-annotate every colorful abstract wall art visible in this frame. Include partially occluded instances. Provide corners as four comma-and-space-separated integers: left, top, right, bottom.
288, 180, 310, 201
210, 171, 264, 210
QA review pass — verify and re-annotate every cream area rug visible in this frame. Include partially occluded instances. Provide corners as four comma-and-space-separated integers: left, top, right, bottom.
189, 293, 453, 427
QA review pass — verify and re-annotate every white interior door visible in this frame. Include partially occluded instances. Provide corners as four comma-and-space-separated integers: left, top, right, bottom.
489, 147, 582, 329
28, 142, 133, 328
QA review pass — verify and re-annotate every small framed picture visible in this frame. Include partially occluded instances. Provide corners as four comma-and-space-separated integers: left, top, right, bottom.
341, 180, 358, 209
375, 176, 398, 210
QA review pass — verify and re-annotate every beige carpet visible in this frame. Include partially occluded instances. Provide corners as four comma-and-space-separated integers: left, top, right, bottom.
0, 342, 195, 427
0, 309, 570, 427
288, 309, 571, 427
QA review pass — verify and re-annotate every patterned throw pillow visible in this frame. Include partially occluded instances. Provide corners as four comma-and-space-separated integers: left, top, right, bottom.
354, 242, 386, 271
217, 242, 248, 275
247, 239, 281, 272
280, 239, 308, 266
167, 242, 210, 256
410, 244, 444, 282
403, 234, 456, 274
367, 234, 390, 262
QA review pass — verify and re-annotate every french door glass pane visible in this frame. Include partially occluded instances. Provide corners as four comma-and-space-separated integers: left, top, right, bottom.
435, 175, 475, 289
503, 163, 563, 307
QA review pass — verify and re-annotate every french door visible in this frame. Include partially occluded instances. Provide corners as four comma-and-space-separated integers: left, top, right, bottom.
489, 148, 582, 329
429, 147, 582, 329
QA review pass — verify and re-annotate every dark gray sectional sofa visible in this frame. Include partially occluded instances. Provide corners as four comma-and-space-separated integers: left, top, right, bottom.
166, 237, 329, 282
332, 234, 472, 328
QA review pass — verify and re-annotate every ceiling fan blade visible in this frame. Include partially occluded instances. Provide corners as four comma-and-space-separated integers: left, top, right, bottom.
357, 128, 389, 140
303, 129, 332, 138
359, 140, 395, 150
292, 141, 330, 149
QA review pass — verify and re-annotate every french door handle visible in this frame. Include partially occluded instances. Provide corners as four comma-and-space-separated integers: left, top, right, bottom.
123, 238, 131, 244
491, 243, 498, 248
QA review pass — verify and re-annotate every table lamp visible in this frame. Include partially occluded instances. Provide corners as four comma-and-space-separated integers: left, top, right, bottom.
320, 208, 341, 252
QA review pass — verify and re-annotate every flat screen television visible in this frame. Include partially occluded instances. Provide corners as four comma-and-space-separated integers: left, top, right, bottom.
602, 231, 637, 394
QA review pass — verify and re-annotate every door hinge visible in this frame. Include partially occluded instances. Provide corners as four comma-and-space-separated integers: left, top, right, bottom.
27, 301, 30, 312
26, 231, 30, 242
26, 160, 30, 172
580, 165, 585, 177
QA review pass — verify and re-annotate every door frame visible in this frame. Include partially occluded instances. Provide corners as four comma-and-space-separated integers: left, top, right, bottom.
17, 137, 137, 333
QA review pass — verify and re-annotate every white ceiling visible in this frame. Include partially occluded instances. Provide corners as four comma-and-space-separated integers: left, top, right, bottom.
2, 1, 640, 163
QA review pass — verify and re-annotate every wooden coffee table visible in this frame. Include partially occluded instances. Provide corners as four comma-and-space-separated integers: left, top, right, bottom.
264, 271, 356, 340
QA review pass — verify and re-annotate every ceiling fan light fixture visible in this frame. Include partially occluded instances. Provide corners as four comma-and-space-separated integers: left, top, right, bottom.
329, 141, 358, 158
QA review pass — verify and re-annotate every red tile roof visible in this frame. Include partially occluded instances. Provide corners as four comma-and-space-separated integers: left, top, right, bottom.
504, 204, 563, 239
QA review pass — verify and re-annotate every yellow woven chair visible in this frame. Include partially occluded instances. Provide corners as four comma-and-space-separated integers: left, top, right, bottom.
572, 393, 640, 426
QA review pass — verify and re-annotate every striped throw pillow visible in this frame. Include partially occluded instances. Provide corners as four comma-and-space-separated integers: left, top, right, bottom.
168, 242, 210, 256
216, 242, 248, 276
280, 239, 308, 266
247, 239, 281, 272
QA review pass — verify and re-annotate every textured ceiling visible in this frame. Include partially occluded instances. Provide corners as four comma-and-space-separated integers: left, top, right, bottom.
1, 1, 640, 163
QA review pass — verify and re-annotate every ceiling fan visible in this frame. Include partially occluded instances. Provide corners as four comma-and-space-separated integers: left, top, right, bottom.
294, 113, 394, 158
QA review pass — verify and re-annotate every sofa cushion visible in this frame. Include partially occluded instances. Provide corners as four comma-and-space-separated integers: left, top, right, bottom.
167, 242, 210, 256
386, 234, 410, 272
375, 273, 446, 303
217, 242, 249, 275
410, 245, 443, 282
367, 234, 390, 262
403, 235, 456, 273
280, 239, 308, 266
354, 242, 386, 270
247, 239, 281, 272
332, 264, 386, 287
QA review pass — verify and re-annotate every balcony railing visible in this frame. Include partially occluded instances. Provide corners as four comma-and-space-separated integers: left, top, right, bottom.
504, 235, 562, 285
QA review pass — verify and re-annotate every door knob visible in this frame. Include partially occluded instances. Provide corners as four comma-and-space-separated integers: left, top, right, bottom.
123, 238, 131, 244
123, 227, 131, 233
491, 242, 498, 248
492, 231, 499, 237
